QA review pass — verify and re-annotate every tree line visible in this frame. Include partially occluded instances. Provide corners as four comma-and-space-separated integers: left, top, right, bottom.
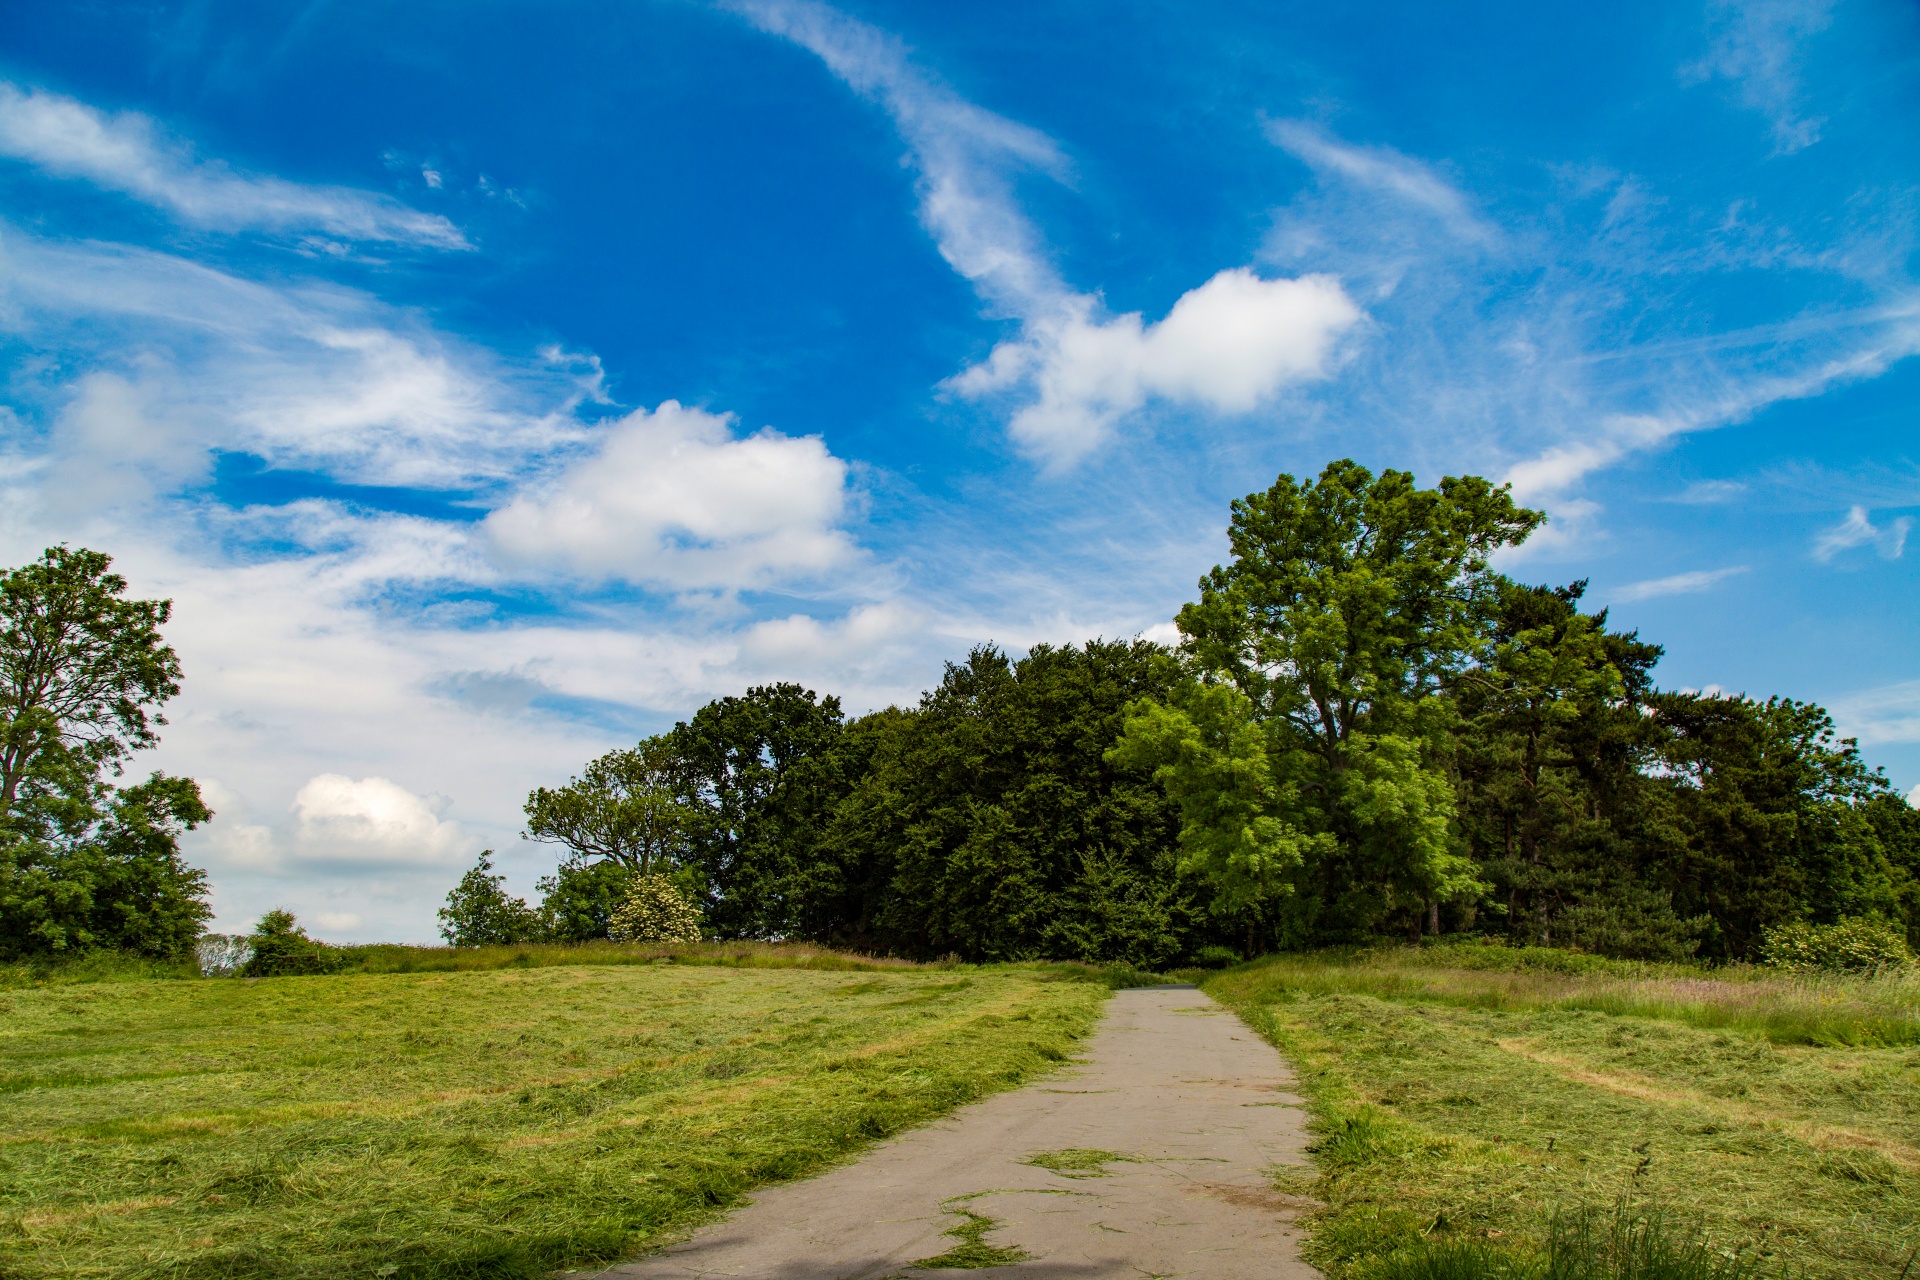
4, 456, 1914, 971
457, 460, 1918, 966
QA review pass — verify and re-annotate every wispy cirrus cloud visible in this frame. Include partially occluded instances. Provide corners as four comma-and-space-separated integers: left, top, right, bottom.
1608, 564, 1749, 602
1683, 0, 1834, 153
722, 0, 1363, 466
0, 83, 468, 248
1812, 505, 1912, 562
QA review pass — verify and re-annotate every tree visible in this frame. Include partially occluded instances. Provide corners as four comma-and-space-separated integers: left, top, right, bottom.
666, 683, 845, 938
1128, 461, 1538, 940
534, 859, 633, 942
809, 641, 1201, 964
1, 546, 180, 821
0, 547, 211, 960
242, 910, 341, 977
1448, 580, 1701, 958
523, 738, 696, 874
438, 852, 541, 946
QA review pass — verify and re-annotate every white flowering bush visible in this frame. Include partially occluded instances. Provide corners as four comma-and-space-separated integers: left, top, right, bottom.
1760, 918, 1913, 974
608, 874, 704, 944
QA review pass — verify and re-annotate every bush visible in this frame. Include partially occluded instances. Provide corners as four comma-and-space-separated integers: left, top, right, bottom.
536, 859, 633, 941
608, 874, 703, 943
438, 852, 541, 946
242, 910, 343, 977
1760, 917, 1912, 974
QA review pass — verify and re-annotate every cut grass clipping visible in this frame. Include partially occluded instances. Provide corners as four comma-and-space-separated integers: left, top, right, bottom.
1206, 945, 1920, 1279
911, 1202, 1031, 1270
0, 962, 1105, 1280
1022, 1148, 1133, 1178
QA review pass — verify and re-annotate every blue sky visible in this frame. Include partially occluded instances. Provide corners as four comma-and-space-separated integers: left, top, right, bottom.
1, 0, 1915, 941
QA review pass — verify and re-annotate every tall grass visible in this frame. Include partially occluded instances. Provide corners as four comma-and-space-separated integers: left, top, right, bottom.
1219, 942, 1920, 1046
1376, 1202, 1767, 1279
1, 938, 1176, 990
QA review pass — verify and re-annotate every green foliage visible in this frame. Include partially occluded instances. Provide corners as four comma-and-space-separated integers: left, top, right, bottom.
524, 737, 697, 873
608, 873, 704, 943
438, 851, 542, 946
668, 682, 848, 938
808, 641, 1205, 964
1160, 460, 1540, 942
242, 909, 344, 976
1760, 917, 1912, 973
535, 857, 633, 941
0, 545, 214, 962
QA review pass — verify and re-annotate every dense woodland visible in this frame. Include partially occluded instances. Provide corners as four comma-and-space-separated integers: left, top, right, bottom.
463, 461, 1920, 966
3, 462, 1916, 969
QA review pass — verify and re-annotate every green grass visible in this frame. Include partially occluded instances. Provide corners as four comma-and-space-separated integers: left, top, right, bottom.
1205, 948, 1920, 1279
0, 961, 1107, 1280
1020, 1147, 1132, 1178
910, 1204, 1031, 1270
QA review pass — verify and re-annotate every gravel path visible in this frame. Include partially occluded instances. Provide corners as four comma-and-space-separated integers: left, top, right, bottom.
596, 984, 1324, 1280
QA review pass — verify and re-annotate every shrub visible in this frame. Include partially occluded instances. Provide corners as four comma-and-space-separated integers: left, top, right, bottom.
1759, 917, 1912, 974
536, 859, 633, 942
608, 874, 704, 943
438, 852, 542, 946
242, 910, 343, 977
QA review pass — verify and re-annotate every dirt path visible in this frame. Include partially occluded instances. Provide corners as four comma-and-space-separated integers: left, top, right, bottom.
597, 985, 1323, 1280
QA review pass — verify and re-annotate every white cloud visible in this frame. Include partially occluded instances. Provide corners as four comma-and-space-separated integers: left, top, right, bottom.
0, 83, 468, 248
951, 269, 1360, 462
1812, 505, 1912, 562
0, 228, 599, 493
485, 401, 859, 589
1265, 120, 1497, 244
1683, 0, 1834, 153
725, 0, 1362, 465
290, 774, 474, 867
1828, 679, 1920, 746
1674, 479, 1749, 504
1609, 564, 1750, 602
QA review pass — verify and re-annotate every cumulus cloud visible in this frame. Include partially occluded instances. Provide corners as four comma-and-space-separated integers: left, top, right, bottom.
1812, 505, 1912, 562
485, 401, 859, 589
1683, 0, 1834, 153
1609, 564, 1749, 602
725, 0, 1362, 465
290, 774, 474, 867
0, 83, 468, 248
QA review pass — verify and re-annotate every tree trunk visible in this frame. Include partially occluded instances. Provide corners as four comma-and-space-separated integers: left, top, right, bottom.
1427, 899, 1440, 936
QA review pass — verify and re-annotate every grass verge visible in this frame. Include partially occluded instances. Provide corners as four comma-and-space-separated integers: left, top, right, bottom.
0, 962, 1106, 1279
1205, 949, 1920, 1279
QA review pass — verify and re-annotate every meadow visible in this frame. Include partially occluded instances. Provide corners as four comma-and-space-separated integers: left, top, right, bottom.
0, 952, 1108, 1280
1204, 944, 1920, 1279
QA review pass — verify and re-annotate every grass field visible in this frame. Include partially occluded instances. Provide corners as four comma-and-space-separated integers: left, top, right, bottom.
0, 957, 1108, 1280
1205, 945, 1920, 1279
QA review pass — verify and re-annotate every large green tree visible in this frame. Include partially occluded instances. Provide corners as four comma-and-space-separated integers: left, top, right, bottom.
0, 548, 212, 959
1121, 461, 1540, 941
523, 737, 696, 874
665, 683, 846, 939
